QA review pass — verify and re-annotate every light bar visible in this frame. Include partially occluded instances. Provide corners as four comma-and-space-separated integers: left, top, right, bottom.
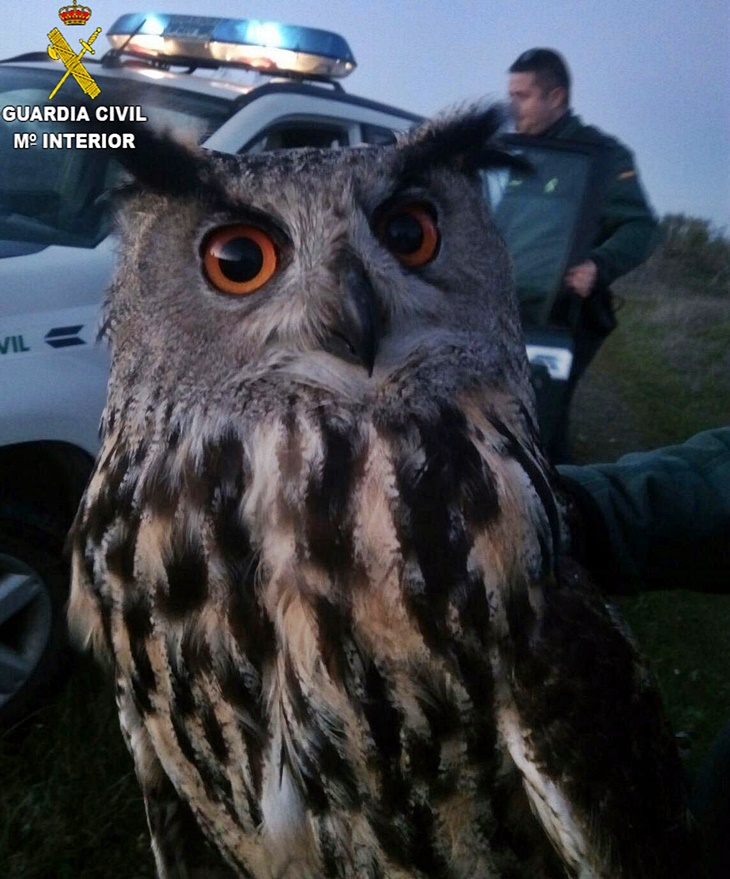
106, 13, 357, 79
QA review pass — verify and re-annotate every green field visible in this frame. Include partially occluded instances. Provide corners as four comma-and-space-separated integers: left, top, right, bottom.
1, 260, 728, 878
572, 270, 729, 772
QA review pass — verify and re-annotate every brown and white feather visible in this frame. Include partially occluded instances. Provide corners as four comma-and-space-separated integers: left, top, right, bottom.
69, 105, 694, 879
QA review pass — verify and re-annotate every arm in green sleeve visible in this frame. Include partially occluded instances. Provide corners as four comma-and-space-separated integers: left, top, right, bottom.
558, 428, 730, 593
590, 144, 662, 288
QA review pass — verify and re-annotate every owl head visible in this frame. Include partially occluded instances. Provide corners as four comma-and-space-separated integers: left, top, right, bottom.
102, 106, 532, 422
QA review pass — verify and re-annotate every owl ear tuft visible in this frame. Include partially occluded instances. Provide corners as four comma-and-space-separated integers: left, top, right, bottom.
108, 122, 210, 197
398, 103, 529, 176
61, 96, 209, 197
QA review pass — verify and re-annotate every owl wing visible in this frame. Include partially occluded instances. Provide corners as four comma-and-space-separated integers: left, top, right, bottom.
456, 402, 695, 878
68, 425, 279, 878
117, 679, 238, 879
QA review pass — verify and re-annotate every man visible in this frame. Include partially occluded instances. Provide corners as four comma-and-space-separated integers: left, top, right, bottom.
507, 48, 660, 462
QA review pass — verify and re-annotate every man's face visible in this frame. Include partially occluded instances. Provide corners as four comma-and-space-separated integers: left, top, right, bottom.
508, 72, 565, 135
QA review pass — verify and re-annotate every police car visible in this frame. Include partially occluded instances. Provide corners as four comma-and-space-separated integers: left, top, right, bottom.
0, 13, 587, 725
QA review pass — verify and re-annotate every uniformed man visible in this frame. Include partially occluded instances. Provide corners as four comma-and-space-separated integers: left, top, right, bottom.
507, 47, 660, 462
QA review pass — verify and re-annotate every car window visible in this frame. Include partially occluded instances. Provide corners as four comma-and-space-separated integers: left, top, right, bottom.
0, 68, 232, 249
360, 124, 397, 146
244, 119, 350, 153
482, 142, 595, 326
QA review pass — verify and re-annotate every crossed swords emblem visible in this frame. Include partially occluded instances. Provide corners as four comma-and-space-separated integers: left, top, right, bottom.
47, 26, 102, 100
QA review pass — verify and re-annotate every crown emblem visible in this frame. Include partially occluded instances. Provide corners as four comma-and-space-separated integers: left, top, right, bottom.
58, 1, 92, 26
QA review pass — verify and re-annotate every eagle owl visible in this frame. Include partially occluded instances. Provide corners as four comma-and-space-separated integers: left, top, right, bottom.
69, 107, 694, 878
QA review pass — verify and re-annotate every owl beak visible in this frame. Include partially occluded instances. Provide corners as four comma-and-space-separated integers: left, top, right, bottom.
323, 267, 381, 376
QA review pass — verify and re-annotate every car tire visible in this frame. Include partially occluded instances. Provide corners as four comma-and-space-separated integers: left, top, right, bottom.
0, 517, 71, 730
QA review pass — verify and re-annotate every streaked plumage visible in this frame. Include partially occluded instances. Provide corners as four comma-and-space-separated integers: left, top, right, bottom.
69, 107, 694, 878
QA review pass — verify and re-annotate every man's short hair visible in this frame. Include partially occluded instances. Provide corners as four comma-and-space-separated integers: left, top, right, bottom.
509, 48, 571, 102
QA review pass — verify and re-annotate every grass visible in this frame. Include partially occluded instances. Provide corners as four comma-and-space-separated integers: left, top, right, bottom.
1, 271, 728, 877
595, 295, 730, 447
0, 663, 154, 878
571, 273, 730, 768
572, 276, 730, 461
616, 590, 730, 769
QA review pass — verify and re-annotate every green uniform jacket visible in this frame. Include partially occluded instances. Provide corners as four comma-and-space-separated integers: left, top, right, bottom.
559, 428, 730, 593
548, 111, 661, 293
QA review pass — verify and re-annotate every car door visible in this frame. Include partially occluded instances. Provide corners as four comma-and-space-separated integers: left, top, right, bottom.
482, 135, 609, 443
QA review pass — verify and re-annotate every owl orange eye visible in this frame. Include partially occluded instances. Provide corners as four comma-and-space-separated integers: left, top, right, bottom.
377, 203, 440, 267
202, 225, 277, 295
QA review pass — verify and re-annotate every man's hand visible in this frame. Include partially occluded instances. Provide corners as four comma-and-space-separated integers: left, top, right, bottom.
564, 259, 598, 298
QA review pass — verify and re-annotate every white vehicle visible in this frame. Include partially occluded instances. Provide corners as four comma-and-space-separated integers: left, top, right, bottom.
0, 13, 420, 726
0, 12, 588, 725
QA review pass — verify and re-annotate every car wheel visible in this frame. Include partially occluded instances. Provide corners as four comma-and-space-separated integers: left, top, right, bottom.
0, 520, 71, 729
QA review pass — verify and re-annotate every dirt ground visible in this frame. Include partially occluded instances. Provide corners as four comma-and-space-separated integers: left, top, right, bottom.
571, 355, 645, 464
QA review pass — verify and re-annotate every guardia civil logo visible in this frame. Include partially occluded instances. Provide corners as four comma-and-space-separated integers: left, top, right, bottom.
47, 1, 102, 100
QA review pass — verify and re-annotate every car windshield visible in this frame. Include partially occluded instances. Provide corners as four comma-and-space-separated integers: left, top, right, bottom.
483, 140, 596, 326
0, 66, 233, 248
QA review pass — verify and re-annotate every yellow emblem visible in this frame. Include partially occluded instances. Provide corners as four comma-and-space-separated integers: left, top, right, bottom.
58, 1, 93, 26
47, 24, 102, 100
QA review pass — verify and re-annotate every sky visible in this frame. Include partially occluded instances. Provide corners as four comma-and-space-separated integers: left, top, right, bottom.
3, 0, 729, 229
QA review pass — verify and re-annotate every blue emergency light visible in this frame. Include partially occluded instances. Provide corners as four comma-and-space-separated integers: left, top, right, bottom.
106, 13, 357, 79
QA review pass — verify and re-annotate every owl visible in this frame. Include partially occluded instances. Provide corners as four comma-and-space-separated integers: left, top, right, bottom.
69, 106, 694, 878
